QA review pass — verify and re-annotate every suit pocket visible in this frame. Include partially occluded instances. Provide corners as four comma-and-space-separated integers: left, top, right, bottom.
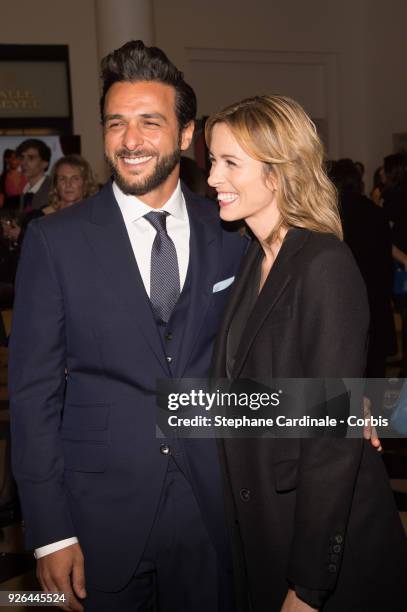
61, 402, 110, 435
61, 403, 110, 472
62, 439, 108, 472
273, 459, 298, 492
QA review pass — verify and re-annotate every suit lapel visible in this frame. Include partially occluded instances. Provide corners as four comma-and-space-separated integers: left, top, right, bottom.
83, 182, 168, 374
231, 228, 309, 378
175, 187, 221, 377
211, 238, 259, 377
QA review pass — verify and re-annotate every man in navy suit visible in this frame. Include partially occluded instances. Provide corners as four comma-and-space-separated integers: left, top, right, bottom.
9, 41, 246, 611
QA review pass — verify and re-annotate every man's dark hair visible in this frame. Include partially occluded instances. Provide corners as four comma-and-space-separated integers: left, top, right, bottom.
16, 138, 51, 168
100, 40, 197, 130
384, 153, 407, 189
329, 159, 363, 196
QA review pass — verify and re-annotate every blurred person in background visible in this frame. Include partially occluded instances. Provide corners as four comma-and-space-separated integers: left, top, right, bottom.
46, 154, 98, 213
15, 138, 51, 211
179, 155, 208, 197
3, 153, 98, 236
0, 149, 27, 208
0, 155, 98, 306
381, 153, 407, 374
354, 160, 365, 193
329, 158, 396, 377
370, 165, 386, 206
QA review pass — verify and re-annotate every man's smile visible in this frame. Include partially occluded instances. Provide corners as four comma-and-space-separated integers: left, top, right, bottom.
121, 155, 154, 166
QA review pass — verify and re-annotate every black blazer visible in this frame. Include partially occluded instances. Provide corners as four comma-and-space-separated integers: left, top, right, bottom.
213, 229, 407, 611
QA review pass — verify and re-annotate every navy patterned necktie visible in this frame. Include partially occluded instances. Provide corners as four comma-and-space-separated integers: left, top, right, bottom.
145, 211, 181, 323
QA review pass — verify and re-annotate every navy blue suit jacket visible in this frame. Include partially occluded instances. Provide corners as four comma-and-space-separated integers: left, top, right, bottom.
9, 181, 247, 590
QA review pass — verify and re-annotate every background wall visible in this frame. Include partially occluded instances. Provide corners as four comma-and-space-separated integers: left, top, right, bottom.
155, 0, 407, 187
0, 0, 406, 188
0, 0, 104, 181
155, 0, 366, 163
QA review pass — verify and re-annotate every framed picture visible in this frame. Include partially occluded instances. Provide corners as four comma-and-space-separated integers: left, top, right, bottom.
0, 44, 73, 134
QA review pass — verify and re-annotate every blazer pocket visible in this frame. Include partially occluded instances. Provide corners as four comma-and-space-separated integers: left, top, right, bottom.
61, 403, 110, 472
62, 439, 108, 472
273, 459, 298, 492
61, 402, 110, 434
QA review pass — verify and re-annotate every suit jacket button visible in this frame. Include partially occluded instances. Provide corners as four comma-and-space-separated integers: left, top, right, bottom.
160, 444, 171, 455
333, 544, 341, 553
335, 535, 343, 544
166, 356, 172, 363
239, 488, 251, 502
328, 564, 337, 573
165, 332, 173, 341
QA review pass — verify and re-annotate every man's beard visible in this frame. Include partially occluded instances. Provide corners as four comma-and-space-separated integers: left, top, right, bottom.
106, 147, 181, 196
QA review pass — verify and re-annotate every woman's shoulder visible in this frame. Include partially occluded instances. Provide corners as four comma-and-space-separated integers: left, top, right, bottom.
291, 227, 352, 262
290, 228, 360, 284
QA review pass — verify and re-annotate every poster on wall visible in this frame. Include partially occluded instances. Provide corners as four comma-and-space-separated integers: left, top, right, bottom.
0, 44, 73, 134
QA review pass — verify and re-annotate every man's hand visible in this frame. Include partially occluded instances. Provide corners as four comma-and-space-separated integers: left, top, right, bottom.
36, 543, 86, 611
362, 396, 383, 452
281, 589, 318, 611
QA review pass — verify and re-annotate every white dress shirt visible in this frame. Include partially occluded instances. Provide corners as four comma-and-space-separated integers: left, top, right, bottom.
34, 180, 191, 559
23, 174, 47, 194
113, 180, 190, 294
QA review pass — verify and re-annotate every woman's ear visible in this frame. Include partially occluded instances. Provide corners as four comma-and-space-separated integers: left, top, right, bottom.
265, 167, 278, 193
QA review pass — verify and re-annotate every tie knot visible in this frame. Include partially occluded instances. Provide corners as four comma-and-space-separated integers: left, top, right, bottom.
145, 211, 168, 233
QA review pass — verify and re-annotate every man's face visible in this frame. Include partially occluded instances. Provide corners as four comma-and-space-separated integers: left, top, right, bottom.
103, 81, 193, 200
20, 147, 48, 184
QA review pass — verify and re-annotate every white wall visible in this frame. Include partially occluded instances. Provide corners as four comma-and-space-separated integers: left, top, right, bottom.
154, 0, 407, 188
1, 0, 407, 189
154, 0, 367, 160
365, 0, 407, 180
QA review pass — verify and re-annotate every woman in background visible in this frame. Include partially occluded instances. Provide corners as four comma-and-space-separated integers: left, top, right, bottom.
2, 154, 98, 241
0, 154, 98, 301
45, 153, 98, 213
0, 149, 27, 208
206, 95, 406, 612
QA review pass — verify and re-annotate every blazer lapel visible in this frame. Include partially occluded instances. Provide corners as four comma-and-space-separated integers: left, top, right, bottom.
83, 182, 168, 374
231, 228, 309, 378
176, 187, 221, 377
211, 238, 259, 377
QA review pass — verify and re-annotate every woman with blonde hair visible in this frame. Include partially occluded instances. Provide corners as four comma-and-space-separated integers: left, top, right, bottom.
206, 95, 406, 612
47, 154, 98, 212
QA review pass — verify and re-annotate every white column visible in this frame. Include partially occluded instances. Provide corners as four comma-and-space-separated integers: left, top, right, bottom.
94, 0, 155, 61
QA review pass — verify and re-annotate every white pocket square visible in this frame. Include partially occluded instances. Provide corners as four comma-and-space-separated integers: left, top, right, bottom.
212, 276, 235, 293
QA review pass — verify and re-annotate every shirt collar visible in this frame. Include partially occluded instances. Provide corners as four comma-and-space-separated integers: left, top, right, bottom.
24, 175, 46, 194
112, 180, 187, 225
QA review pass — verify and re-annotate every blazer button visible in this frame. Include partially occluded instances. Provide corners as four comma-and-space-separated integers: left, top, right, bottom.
166, 356, 172, 363
165, 332, 173, 341
239, 488, 251, 502
334, 535, 343, 544
333, 544, 341, 553
328, 564, 337, 573
160, 444, 171, 455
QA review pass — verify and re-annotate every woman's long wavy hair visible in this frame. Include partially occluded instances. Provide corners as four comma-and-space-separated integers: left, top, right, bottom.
205, 95, 342, 241
48, 154, 98, 208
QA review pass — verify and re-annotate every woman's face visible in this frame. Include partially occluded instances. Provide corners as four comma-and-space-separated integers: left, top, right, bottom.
8, 152, 20, 170
56, 164, 85, 206
207, 122, 277, 224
